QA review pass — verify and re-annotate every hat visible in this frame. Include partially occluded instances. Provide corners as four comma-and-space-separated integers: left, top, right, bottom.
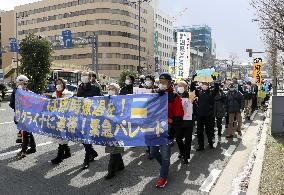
159, 73, 172, 81
145, 75, 155, 83
16, 75, 29, 83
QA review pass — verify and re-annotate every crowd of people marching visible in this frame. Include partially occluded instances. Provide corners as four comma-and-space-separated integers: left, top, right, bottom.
8, 71, 271, 188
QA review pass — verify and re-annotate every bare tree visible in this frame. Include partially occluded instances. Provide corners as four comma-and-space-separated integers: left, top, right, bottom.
251, 0, 284, 51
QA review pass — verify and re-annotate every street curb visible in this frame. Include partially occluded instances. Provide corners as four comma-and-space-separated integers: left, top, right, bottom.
246, 101, 272, 195
210, 112, 262, 195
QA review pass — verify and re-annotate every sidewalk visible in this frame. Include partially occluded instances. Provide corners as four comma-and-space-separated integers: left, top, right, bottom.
210, 112, 265, 195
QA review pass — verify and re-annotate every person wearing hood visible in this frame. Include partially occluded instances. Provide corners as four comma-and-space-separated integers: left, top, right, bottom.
104, 83, 125, 179
176, 81, 194, 164
226, 83, 245, 138
150, 73, 184, 188
10, 75, 37, 158
50, 78, 74, 164
120, 75, 134, 95
77, 71, 101, 170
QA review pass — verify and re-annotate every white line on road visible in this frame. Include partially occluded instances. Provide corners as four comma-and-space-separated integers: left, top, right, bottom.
199, 169, 222, 192
0, 141, 53, 157
224, 145, 237, 157
0, 121, 14, 125
0, 109, 7, 111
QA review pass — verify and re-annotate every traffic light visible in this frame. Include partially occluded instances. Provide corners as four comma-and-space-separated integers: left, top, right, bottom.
246, 49, 253, 57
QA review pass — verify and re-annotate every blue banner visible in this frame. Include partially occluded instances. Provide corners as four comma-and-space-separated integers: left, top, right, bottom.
15, 90, 169, 147
9, 37, 18, 52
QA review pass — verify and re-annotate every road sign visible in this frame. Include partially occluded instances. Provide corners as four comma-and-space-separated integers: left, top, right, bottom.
9, 38, 18, 52
62, 30, 73, 48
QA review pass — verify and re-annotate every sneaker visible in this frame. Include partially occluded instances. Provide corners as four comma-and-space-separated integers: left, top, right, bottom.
183, 159, 189, 164
156, 177, 167, 188
17, 151, 27, 159
89, 151, 98, 162
178, 154, 183, 159
81, 162, 89, 170
51, 157, 62, 165
26, 148, 36, 154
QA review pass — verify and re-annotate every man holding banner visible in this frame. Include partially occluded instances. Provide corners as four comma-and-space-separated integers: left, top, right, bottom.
77, 72, 102, 170
151, 73, 184, 188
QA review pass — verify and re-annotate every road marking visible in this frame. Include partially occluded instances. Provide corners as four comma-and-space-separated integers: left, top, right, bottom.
199, 169, 222, 192
0, 109, 7, 111
0, 121, 14, 125
0, 141, 53, 157
224, 145, 237, 157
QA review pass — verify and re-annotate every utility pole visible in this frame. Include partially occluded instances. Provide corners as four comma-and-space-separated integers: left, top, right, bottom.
91, 35, 98, 74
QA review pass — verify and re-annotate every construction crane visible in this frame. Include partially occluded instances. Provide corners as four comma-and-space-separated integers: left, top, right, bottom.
172, 8, 189, 23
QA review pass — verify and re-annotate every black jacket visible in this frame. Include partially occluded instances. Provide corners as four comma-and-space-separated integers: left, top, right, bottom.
9, 88, 17, 111
120, 84, 133, 95
77, 83, 101, 97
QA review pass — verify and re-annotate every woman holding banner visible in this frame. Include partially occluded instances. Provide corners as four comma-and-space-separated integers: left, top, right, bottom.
105, 83, 125, 180
50, 78, 73, 165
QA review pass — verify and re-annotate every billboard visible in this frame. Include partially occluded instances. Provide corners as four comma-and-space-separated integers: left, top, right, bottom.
175, 32, 191, 79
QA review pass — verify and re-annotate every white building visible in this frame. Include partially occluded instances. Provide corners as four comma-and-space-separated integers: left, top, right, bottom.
154, 9, 174, 73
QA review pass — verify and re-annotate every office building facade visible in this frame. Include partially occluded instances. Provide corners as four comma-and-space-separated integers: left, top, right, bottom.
2, 0, 155, 79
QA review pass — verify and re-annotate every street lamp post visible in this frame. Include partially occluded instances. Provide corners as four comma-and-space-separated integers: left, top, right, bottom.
15, 14, 20, 77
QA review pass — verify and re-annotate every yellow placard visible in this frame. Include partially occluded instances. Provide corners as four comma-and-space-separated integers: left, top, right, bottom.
253, 58, 263, 85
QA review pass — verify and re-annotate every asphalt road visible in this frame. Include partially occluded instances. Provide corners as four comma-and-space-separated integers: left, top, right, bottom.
0, 101, 257, 195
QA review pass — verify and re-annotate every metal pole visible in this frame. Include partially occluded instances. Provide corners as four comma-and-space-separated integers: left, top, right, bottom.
272, 30, 277, 96
231, 61, 233, 79
196, 48, 199, 71
92, 35, 95, 72
95, 35, 98, 75
16, 15, 19, 77
138, 0, 141, 71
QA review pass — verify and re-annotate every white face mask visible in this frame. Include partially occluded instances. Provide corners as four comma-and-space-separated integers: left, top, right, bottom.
201, 85, 208, 90
56, 84, 63, 91
125, 79, 131, 85
177, 87, 185, 94
81, 76, 89, 84
145, 81, 153, 87
158, 83, 167, 91
18, 85, 23, 89
108, 90, 116, 96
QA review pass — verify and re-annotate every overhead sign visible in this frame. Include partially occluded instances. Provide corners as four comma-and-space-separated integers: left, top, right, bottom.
9, 38, 18, 52
253, 58, 263, 85
175, 32, 191, 79
62, 30, 73, 48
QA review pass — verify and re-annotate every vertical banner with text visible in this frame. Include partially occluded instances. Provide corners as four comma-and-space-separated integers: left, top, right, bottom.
253, 58, 263, 85
175, 32, 191, 79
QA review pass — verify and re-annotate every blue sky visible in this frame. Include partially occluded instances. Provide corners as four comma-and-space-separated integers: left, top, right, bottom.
1, 0, 265, 62
158, 0, 265, 62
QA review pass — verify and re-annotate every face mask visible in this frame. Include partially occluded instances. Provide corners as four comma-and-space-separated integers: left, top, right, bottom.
158, 83, 167, 91
18, 85, 23, 89
201, 85, 208, 90
145, 81, 152, 87
177, 87, 185, 94
125, 79, 131, 85
108, 90, 116, 96
81, 76, 89, 84
56, 85, 63, 91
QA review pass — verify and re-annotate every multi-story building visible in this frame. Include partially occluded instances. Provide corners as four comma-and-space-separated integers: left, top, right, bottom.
2, 0, 156, 80
174, 25, 212, 54
154, 10, 174, 73
0, 10, 3, 70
